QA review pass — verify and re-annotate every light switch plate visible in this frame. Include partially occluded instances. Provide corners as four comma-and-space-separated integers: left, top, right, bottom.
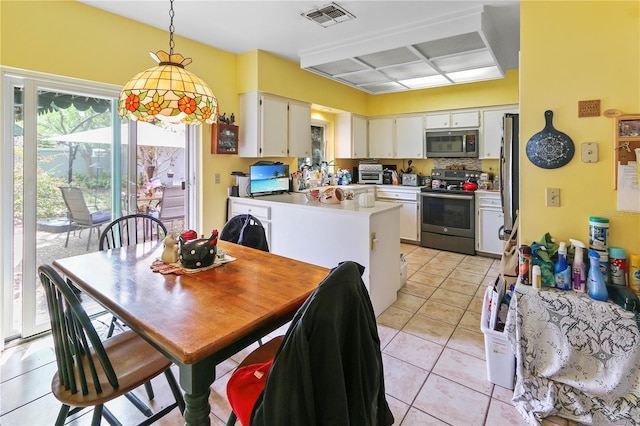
546, 188, 560, 207
581, 142, 598, 163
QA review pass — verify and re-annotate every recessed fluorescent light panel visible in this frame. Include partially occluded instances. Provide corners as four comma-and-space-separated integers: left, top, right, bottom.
300, 8, 508, 94
447, 66, 503, 83
400, 75, 451, 90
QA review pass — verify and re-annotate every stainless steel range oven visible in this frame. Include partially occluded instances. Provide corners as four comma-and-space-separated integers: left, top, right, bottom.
420, 169, 481, 255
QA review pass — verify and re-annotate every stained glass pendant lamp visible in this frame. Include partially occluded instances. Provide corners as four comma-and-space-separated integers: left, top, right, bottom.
118, 0, 217, 125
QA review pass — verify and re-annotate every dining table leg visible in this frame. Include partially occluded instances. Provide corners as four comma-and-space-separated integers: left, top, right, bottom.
179, 361, 216, 426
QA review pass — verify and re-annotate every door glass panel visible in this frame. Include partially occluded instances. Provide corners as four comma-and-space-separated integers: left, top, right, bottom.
33, 89, 115, 330
134, 121, 186, 234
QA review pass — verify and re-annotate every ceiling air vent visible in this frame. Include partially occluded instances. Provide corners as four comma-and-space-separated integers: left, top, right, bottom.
303, 3, 355, 28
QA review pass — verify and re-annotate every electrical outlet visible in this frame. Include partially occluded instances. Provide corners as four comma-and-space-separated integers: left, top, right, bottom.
214, 173, 220, 184
546, 188, 560, 207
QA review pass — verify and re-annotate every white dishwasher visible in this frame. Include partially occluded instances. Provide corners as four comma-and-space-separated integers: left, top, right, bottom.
376, 186, 420, 243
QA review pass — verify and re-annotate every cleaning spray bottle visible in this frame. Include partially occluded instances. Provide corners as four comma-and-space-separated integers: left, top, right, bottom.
588, 250, 608, 301
554, 241, 571, 290
569, 239, 586, 292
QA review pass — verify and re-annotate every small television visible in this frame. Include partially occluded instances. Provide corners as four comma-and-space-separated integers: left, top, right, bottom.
249, 163, 290, 196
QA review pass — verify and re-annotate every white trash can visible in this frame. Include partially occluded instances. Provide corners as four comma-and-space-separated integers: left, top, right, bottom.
480, 286, 515, 389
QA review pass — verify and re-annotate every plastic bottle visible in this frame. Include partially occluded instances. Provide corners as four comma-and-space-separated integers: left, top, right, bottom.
519, 245, 531, 285
532, 265, 542, 290
587, 250, 608, 301
569, 239, 586, 292
554, 241, 571, 290
608, 247, 627, 286
630, 254, 640, 296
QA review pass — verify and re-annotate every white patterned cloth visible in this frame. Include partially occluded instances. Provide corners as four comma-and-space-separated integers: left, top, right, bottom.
505, 283, 640, 425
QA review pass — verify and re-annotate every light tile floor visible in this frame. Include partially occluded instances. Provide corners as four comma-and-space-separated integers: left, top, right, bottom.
1, 244, 581, 425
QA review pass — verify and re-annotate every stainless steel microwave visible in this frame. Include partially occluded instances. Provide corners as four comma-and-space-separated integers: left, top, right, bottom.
425, 129, 479, 158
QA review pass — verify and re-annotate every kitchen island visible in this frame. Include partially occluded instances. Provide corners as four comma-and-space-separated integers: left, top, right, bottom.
228, 191, 401, 315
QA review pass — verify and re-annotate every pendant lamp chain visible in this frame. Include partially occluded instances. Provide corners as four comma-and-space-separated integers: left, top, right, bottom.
168, 0, 175, 56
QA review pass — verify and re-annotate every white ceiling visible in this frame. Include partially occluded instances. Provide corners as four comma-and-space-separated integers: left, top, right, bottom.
80, 0, 520, 94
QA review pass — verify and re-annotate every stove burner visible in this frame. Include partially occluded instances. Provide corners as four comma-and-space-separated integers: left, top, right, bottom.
424, 168, 482, 194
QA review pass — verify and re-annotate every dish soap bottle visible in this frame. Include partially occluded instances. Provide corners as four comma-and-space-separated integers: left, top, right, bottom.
588, 250, 608, 301
569, 239, 586, 292
554, 241, 571, 290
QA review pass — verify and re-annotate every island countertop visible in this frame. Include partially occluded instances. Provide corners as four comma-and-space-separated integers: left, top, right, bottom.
233, 190, 401, 216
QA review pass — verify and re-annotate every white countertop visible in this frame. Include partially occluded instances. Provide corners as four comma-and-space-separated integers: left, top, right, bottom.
233, 192, 401, 215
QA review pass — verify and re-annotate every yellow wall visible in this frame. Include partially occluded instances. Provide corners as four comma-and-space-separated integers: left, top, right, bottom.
519, 0, 640, 254
3, 0, 639, 257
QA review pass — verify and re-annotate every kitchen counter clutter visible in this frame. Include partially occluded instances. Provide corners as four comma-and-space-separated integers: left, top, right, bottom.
505, 283, 640, 424
228, 192, 401, 315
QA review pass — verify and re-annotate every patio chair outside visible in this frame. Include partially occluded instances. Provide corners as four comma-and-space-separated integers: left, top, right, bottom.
158, 186, 184, 230
59, 186, 111, 251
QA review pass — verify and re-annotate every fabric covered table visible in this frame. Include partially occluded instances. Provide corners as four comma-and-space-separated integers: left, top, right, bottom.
505, 283, 640, 425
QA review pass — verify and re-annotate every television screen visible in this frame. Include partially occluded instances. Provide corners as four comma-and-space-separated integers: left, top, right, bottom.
249, 164, 290, 195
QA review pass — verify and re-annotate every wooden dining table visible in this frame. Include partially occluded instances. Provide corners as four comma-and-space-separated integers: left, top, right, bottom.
52, 240, 329, 426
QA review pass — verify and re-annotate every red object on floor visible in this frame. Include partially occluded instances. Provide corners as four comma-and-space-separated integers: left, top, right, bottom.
226, 359, 274, 426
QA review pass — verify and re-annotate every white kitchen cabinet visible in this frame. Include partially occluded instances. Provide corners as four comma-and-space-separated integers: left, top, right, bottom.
335, 113, 367, 159
368, 117, 394, 158
228, 198, 272, 248
368, 115, 423, 159
480, 105, 518, 159
475, 191, 503, 256
452, 111, 480, 128
376, 186, 420, 243
394, 115, 424, 159
239, 92, 311, 158
287, 99, 312, 158
425, 110, 480, 129
425, 113, 450, 129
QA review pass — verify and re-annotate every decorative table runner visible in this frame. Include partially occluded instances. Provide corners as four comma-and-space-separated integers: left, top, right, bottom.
505, 283, 640, 425
151, 255, 236, 275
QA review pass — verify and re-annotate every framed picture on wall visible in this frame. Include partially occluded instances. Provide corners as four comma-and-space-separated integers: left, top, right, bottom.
211, 123, 239, 154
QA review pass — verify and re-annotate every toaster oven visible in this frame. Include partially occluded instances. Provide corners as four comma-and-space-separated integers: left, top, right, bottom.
358, 163, 383, 184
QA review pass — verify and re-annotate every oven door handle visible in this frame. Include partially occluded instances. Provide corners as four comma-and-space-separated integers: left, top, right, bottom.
420, 192, 472, 201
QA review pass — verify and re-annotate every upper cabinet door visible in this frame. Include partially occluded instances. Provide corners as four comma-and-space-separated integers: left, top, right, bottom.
480, 106, 518, 159
336, 113, 368, 159
368, 118, 394, 158
352, 115, 368, 159
287, 100, 311, 158
260, 95, 288, 157
425, 113, 450, 129
451, 111, 480, 128
395, 115, 424, 159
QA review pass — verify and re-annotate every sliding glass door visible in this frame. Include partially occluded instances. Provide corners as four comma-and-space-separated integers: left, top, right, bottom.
1, 70, 195, 342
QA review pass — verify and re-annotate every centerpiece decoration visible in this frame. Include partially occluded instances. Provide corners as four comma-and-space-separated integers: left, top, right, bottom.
178, 229, 218, 269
